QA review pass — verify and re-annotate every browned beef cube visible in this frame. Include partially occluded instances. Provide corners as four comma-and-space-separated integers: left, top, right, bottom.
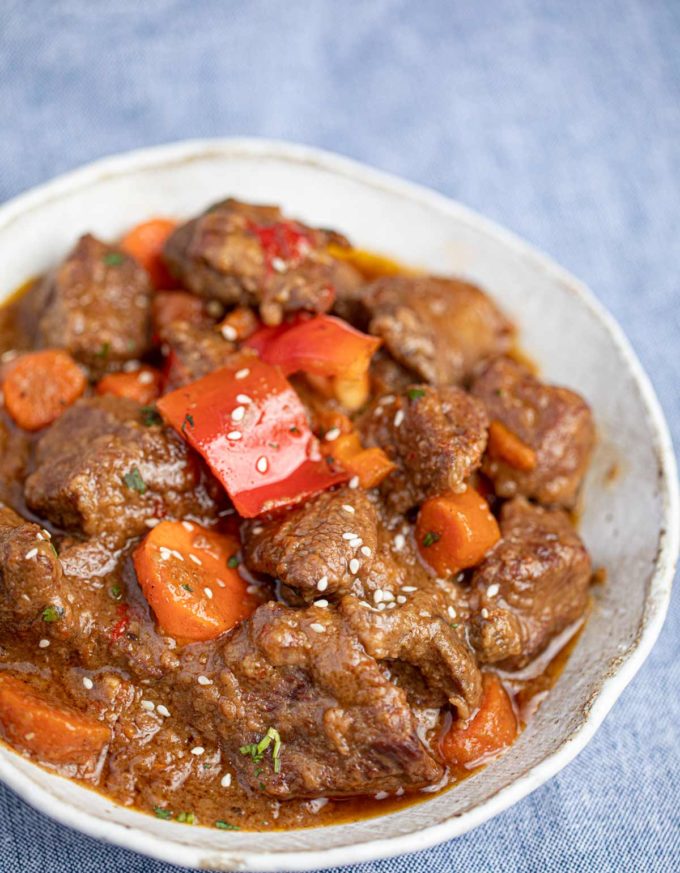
0, 416, 29, 508
181, 602, 442, 799
470, 497, 592, 669
25, 397, 222, 547
359, 384, 488, 512
38, 234, 152, 374
472, 357, 595, 508
162, 321, 235, 389
163, 198, 362, 325
360, 275, 514, 385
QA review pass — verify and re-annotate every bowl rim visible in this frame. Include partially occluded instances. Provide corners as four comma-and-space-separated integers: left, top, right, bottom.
0, 137, 677, 871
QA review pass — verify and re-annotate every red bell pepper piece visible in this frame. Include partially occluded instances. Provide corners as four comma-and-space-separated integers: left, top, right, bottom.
156, 353, 349, 517
245, 314, 381, 380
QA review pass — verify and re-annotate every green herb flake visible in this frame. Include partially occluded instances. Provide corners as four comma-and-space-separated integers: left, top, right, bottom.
181, 413, 195, 435
240, 727, 282, 774
176, 811, 195, 825
181, 583, 193, 593
41, 605, 63, 623
215, 820, 240, 830
110, 585, 123, 601
141, 405, 162, 427
450, 622, 459, 629
153, 806, 173, 820
96, 341, 111, 360
227, 554, 240, 569
47, 541, 58, 558
407, 388, 426, 401
422, 531, 441, 548
103, 251, 124, 267
122, 466, 146, 494
289, 425, 300, 434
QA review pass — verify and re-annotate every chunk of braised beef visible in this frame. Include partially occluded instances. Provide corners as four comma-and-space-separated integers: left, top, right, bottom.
25, 396, 223, 547
180, 601, 442, 799
359, 385, 488, 512
469, 497, 592, 670
37, 234, 152, 375
0, 415, 29, 509
358, 276, 513, 385
162, 321, 236, 389
163, 198, 363, 326
471, 356, 595, 508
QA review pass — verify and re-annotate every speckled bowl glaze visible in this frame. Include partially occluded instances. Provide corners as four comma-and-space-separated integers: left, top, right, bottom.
0, 140, 676, 871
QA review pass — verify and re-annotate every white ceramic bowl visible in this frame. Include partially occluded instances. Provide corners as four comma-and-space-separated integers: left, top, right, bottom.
0, 139, 677, 871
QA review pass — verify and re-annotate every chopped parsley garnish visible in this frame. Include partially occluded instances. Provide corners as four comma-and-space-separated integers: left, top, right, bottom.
422, 531, 441, 548
176, 811, 195, 824
96, 341, 111, 360
141, 405, 162, 427
41, 605, 63, 623
215, 820, 240, 830
122, 466, 146, 494
240, 727, 282, 774
103, 251, 124, 266
181, 583, 193, 593
181, 413, 195, 435
109, 585, 123, 601
289, 425, 300, 434
47, 541, 58, 558
494, 388, 504, 397
407, 388, 425, 400
227, 554, 240, 569
450, 622, 459, 629
153, 806, 173, 819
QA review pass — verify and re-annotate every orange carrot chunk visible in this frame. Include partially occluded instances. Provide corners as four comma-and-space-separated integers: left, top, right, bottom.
324, 431, 396, 489
96, 366, 162, 405
442, 673, 518, 769
0, 674, 110, 765
416, 486, 500, 577
3, 349, 86, 431
487, 419, 537, 471
133, 521, 258, 643
120, 218, 177, 289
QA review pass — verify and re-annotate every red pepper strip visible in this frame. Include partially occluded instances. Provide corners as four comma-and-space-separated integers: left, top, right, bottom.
156, 353, 349, 518
109, 604, 130, 642
245, 314, 381, 380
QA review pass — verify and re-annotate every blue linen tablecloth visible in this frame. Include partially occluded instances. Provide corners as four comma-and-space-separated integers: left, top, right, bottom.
0, 1, 678, 870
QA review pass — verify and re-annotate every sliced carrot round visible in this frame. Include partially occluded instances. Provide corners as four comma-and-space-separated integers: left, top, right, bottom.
0, 674, 110, 765
416, 486, 500, 577
3, 349, 86, 431
133, 521, 258, 643
96, 366, 162, 405
120, 218, 177, 289
441, 673, 517, 769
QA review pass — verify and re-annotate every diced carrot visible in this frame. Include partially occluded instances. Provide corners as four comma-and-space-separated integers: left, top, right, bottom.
120, 218, 178, 289
488, 420, 537, 471
324, 431, 396, 489
441, 673, 518, 769
3, 350, 87, 431
96, 366, 162, 405
0, 674, 110, 765
133, 521, 258, 643
416, 486, 500, 577
217, 306, 260, 342
152, 291, 207, 341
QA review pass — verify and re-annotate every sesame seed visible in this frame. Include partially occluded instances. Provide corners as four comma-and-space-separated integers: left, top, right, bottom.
401, 585, 417, 592
377, 602, 386, 611
252, 525, 263, 535
42, 529, 52, 539
157, 705, 171, 718
481, 608, 489, 619
373, 590, 384, 604
181, 521, 194, 532
25, 732, 35, 741
38, 639, 50, 649
349, 558, 360, 574
204, 587, 213, 599
375, 791, 389, 800
382, 590, 395, 602
387, 602, 397, 609
256, 456, 269, 473
236, 393, 252, 404
396, 595, 407, 604
189, 553, 202, 566
231, 406, 246, 422
316, 576, 328, 591
393, 534, 405, 551
419, 611, 430, 618
448, 605, 457, 619
144, 518, 160, 528
24, 548, 38, 560
349, 475, 360, 489
191, 746, 205, 756
141, 699, 155, 711
235, 368, 250, 380
349, 537, 362, 548
342, 504, 355, 514
215, 578, 226, 588
246, 584, 259, 594
221, 324, 238, 341
393, 409, 404, 427
82, 677, 94, 690
360, 546, 372, 557
227, 430, 242, 440
486, 583, 500, 598
342, 532, 358, 540
315, 599, 329, 608
310, 623, 325, 633
221, 772, 232, 788
197, 675, 213, 686
138, 370, 154, 385
325, 427, 341, 442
